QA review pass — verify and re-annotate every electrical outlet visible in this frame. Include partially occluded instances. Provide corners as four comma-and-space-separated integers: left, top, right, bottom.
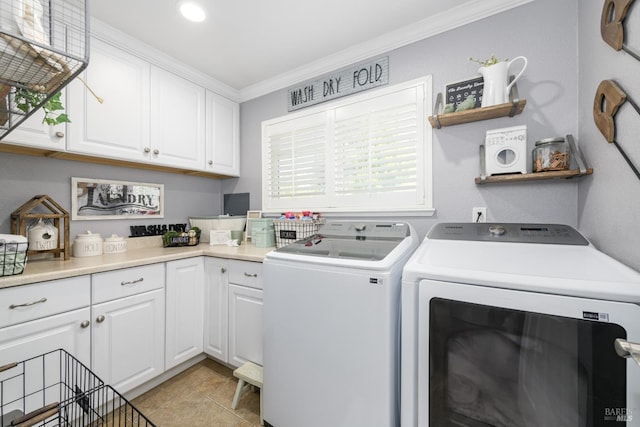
472, 207, 487, 223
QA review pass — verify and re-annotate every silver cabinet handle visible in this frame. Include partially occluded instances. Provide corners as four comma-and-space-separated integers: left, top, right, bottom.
144, 147, 151, 153
121, 277, 144, 286
221, 267, 227, 273
208, 160, 213, 165
244, 272, 258, 278
55, 131, 64, 138
615, 338, 640, 366
9, 297, 47, 309
153, 149, 159, 155
80, 320, 90, 329
96, 315, 106, 323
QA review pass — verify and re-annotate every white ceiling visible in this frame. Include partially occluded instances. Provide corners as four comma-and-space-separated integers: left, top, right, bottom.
88, 0, 531, 100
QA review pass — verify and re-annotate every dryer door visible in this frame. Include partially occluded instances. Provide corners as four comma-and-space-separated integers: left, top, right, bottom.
417, 280, 640, 427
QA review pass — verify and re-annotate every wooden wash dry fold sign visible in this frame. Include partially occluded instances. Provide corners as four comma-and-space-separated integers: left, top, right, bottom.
287, 57, 389, 111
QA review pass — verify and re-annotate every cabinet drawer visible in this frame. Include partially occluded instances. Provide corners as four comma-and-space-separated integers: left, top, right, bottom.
92, 264, 165, 304
0, 276, 90, 328
228, 260, 263, 289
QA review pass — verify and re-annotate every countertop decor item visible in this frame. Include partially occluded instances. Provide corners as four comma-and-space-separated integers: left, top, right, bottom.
162, 228, 200, 247
72, 230, 103, 257
103, 234, 127, 254
10, 194, 69, 260
0, 233, 28, 276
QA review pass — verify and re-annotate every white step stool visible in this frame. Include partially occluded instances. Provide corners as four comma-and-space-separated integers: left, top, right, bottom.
231, 361, 263, 425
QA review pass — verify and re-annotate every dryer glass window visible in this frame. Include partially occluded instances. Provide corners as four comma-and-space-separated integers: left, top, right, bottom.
428, 298, 627, 427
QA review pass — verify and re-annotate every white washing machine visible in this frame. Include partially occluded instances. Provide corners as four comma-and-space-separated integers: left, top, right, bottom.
263, 220, 419, 427
401, 223, 640, 427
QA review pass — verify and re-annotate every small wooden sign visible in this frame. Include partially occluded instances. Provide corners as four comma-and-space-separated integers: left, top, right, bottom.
288, 57, 389, 111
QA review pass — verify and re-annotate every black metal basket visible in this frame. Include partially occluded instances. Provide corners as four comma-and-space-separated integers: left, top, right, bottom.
0, 240, 28, 277
0, 349, 155, 426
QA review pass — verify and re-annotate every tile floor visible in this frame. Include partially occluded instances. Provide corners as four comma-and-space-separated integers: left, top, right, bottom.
131, 358, 261, 427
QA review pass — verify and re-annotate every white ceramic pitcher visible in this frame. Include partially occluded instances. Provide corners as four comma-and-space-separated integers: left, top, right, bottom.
478, 56, 527, 107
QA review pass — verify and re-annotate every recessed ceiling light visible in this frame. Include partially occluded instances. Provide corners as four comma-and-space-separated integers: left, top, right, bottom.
178, 1, 206, 22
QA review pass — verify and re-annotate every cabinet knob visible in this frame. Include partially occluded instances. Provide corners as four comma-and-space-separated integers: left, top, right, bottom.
221, 267, 227, 273
80, 320, 90, 328
144, 147, 151, 153
96, 315, 106, 323
153, 149, 159, 155
55, 131, 64, 138
208, 160, 213, 165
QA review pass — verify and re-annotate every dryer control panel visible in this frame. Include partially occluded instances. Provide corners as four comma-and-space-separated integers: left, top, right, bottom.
427, 222, 589, 245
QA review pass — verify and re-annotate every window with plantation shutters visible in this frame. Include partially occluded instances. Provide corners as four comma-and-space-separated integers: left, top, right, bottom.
262, 76, 432, 213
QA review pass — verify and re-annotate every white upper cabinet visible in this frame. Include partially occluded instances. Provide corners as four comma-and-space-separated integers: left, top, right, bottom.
205, 90, 239, 176
2, 100, 67, 151
150, 66, 205, 170
67, 37, 150, 162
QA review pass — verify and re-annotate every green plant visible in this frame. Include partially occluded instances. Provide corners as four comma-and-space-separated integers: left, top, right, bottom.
469, 54, 507, 67
14, 88, 70, 126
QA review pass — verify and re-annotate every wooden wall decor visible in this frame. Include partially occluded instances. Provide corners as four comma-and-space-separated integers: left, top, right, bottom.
10, 195, 70, 260
593, 79, 640, 180
601, 0, 640, 62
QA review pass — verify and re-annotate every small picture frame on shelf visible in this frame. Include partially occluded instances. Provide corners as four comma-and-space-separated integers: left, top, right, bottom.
244, 210, 263, 242
444, 76, 484, 113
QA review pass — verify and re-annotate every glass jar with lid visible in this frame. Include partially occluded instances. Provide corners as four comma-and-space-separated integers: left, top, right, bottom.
532, 137, 570, 172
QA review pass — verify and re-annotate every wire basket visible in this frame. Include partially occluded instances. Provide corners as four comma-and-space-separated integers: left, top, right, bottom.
0, 240, 28, 277
0, 0, 89, 140
273, 219, 323, 248
0, 349, 155, 427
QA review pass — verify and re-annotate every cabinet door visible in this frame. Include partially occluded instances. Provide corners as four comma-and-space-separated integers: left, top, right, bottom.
0, 307, 91, 369
205, 91, 239, 176
92, 289, 164, 394
228, 284, 263, 367
150, 66, 205, 170
203, 258, 229, 362
165, 257, 204, 370
67, 37, 150, 162
2, 96, 67, 150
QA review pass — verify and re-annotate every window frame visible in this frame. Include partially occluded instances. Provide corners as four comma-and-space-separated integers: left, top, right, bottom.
261, 76, 433, 215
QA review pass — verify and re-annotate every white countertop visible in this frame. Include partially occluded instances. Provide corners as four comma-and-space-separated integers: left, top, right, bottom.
0, 237, 275, 289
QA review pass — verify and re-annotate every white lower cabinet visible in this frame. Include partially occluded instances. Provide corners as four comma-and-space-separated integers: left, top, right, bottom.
0, 307, 91, 368
0, 276, 91, 367
204, 257, 229, 362
204, 258, 264, 368
165, 258, 204, 370
228, 283, 263, 367
91, 264, 165, 394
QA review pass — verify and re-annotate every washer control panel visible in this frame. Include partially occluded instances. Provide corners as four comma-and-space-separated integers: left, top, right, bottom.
428, 222, 589, 245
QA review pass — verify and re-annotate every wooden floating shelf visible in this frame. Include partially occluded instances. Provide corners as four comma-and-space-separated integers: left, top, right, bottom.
429, 99, 527, 129
475, 168, 594, 185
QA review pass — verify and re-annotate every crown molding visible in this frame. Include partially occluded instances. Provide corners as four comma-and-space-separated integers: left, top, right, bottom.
90, 18, 241, 102
238, 0, 534, 103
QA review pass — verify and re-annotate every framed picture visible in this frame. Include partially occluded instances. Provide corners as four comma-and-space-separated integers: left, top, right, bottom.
71, 177, 164, 220
444, 76, 484, 112
244, 210, 263, 242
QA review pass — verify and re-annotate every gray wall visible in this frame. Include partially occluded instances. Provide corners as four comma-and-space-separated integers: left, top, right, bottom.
0, 153, 222, 239
577, 1, 640, 270
224, 0, 581, 240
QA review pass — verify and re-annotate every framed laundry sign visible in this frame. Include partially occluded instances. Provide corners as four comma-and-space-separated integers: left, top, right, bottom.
287, 57, 389, 111
71, 177, 164, 220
